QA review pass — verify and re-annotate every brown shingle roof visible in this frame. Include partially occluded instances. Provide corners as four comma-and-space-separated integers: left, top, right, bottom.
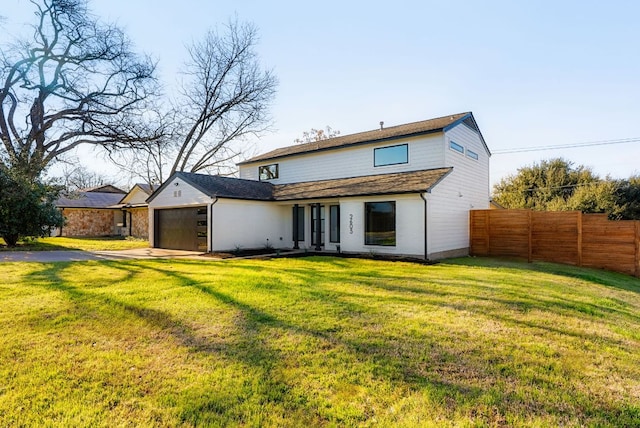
272, 168, 452, 201
239, 112, 470, 165
148, 168, 453, 203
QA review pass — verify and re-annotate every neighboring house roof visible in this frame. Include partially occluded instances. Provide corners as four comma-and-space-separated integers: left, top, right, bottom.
147, 172, 275, 203
56, 191, 126, 209
148, 169, 452, 203
272, 168, 452, 200
238, 112, 489, 165
83, 184, 126, 194
116, 183, 157, 207
134, 183, 155, 195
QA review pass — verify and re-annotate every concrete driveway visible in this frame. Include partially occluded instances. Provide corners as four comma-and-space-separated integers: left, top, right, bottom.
0, 248, 205, 262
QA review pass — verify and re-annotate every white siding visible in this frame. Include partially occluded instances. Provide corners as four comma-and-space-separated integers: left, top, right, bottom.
212, 200, 287, 251
239, 134, 445, 184
147, 176, 213, 248
339, 195, 425, 257
426, 123, 490, 256
121, 187, 149, 205
148, 176, 212, 209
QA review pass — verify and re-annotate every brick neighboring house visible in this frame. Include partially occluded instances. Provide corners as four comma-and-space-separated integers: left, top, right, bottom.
55, 185, 126, 237
113, 183, 155, 239
54, 184, 154, 239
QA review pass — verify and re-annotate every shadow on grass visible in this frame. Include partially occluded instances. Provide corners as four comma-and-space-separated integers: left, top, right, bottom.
18, 258, 640, 426
0, 241, 76, 251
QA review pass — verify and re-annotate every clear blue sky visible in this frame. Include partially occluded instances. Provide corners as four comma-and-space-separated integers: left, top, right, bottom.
4, 0, 640, 188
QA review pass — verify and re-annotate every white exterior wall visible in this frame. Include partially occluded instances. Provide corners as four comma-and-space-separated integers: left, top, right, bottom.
338, 195, 425, 257
147, 175, 214, 248
239, 134, 445, 184
211, 200, 287, 251
121, 187, 149, 205
425, 123, 490, 257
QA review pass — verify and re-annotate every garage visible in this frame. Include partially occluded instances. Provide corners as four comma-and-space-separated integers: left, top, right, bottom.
154, 207, 207, 251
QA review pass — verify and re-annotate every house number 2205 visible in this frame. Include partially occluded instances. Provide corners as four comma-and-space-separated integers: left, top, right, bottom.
349, 214, 354, 234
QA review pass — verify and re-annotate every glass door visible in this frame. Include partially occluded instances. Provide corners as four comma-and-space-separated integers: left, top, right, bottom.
311, 205, 325, 246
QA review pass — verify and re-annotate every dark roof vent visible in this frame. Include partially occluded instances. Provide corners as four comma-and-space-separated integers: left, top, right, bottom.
379, 121, 384, 130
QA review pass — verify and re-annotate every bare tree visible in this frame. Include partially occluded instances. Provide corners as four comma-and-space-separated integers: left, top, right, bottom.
106, 109, 174, 185
168, 19, 277, 176
0, 0, 159, 179
294, 126, 340, 144
58, 164, 108, 192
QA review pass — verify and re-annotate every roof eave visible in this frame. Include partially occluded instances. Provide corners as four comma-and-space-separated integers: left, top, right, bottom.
443, 112, 491, 156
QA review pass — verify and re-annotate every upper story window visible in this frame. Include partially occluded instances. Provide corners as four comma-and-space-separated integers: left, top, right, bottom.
374, 144, 408, 167
466, 149, 479, 160
449, 141, 464, 154
259, 164, 279, 181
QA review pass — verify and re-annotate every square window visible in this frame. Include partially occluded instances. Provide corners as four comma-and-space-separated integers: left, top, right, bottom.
259, 164, 279, 180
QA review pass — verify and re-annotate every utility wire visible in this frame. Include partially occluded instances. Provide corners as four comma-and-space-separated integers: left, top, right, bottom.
492, 137, 640, 154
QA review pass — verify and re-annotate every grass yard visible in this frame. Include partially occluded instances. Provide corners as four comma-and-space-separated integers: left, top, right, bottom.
0, 236, 149, 251
0, 256, 638, 427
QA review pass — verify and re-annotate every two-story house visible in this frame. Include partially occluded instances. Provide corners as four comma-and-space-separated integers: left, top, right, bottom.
146, 112, 490, 259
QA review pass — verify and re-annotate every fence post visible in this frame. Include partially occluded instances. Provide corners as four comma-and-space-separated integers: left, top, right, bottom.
486, 211, 491, 256
528, 210, 532, 263
577, 212, 583, 267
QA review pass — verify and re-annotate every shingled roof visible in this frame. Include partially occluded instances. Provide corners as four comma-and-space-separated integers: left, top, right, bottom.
272, 168, 452, 201
147, 172, 275, 203
149, 168, 452, 203
239, 112, 474, 165
56, 191, 126, 209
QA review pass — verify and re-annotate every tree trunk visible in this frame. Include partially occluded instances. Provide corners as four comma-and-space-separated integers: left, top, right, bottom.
3, 234, 19, 247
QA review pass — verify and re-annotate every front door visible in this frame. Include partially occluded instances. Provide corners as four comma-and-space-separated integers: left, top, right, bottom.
311, 205, 325, 247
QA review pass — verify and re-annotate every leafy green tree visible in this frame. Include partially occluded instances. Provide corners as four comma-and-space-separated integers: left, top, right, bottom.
0, 169, 63, 247
613, 176, 640, 220
554, 180, 620, 216
493, 158, 600, 210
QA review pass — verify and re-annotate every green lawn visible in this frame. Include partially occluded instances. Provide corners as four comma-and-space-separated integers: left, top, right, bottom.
0, 236, 149, 251
0, 256, 638, 426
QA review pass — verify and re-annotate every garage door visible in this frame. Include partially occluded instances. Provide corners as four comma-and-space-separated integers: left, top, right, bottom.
154, 207, 207, 251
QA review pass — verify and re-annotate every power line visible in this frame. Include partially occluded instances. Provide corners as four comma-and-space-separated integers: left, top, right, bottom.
492, 137, 640, 154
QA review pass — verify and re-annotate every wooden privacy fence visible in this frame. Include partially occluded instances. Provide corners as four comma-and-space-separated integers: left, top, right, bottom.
470, 210, 640, 277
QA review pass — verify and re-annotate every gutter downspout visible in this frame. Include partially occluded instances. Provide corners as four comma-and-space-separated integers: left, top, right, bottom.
420, 192, 429, 261
209, 198, 219, 253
